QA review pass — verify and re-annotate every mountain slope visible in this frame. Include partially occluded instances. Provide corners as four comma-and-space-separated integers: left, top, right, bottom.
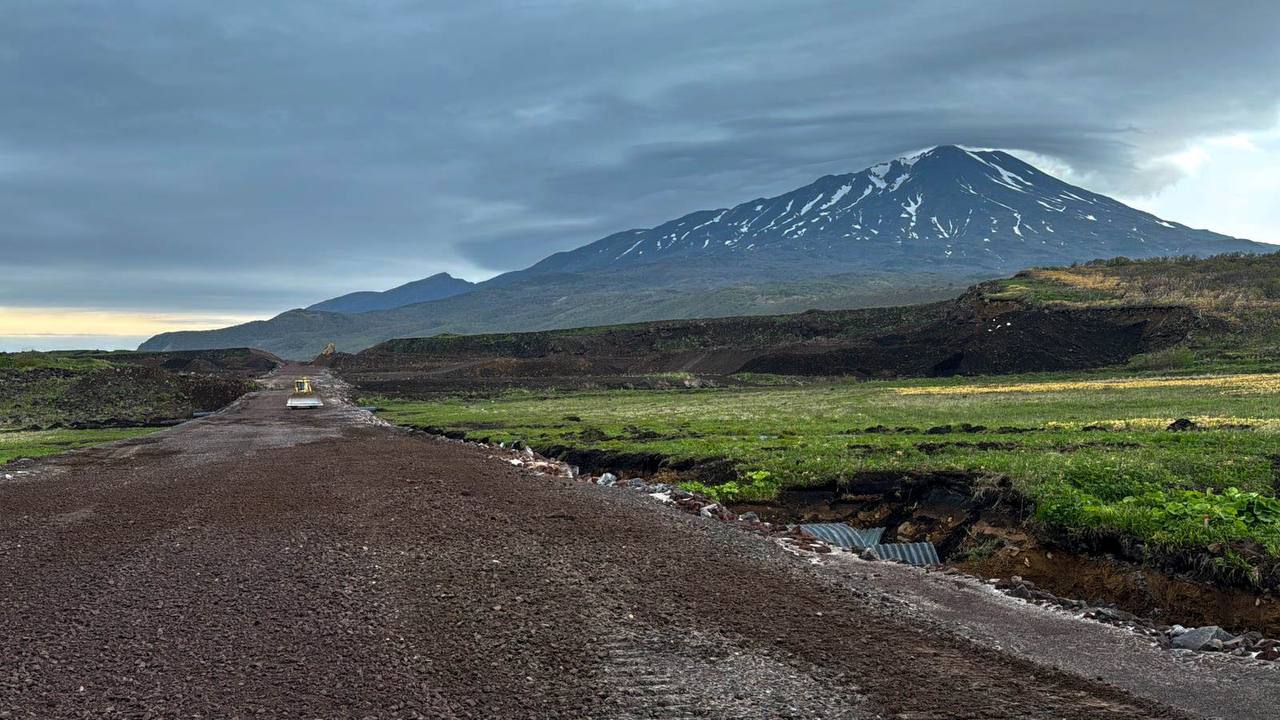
307, 272, 475, 313
527, 145, 1261, 278
142, 271, 969, 360
141, 145, 1271, 358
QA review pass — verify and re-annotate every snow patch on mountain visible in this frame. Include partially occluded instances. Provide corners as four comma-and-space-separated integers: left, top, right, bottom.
530, 144, 1266, 277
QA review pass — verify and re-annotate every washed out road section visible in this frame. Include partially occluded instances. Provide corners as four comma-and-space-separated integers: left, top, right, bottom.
0, 368, 1267, 718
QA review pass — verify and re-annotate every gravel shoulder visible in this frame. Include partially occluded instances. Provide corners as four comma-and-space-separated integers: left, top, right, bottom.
1, 367, 1272, 719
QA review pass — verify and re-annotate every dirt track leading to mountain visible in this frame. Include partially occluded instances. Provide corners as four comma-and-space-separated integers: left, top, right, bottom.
2, 367, 1277, 719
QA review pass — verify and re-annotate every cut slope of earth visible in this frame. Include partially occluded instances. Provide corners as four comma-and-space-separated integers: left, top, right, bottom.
0, 348, 278, 430
333, 283, 1199, 392
140, 146, 1270, 359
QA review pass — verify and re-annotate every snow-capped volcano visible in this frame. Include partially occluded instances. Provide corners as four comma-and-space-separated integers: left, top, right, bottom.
142, 144, 1271, 358
530, 145, 1264, 277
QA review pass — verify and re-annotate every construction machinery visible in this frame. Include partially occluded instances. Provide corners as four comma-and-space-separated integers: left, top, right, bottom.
286, 377, 323, 409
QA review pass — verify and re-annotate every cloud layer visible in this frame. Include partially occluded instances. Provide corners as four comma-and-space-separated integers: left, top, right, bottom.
3, 0, 1278, 315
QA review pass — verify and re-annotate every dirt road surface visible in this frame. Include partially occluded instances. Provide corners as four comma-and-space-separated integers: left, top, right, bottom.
3, 368, 1277, 719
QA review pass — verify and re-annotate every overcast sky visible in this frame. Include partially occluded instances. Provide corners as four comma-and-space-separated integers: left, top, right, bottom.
3, 0, 1279, 349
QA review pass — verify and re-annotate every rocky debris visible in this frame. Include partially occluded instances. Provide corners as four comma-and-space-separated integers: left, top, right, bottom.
1257, 640, 1280, 661
504, 454, 576, 477
1086, 606, 1140, 623
1170, 625, 1233, 651
985, 576, 1280, 662
469, 440, 881, 558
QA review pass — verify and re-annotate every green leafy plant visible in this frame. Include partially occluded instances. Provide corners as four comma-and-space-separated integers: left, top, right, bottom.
683, 469, 778, 502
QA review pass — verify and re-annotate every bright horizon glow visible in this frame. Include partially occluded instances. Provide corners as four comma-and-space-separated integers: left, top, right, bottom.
1011, 121, 1280, 245
1123, 128, 1280, 244
0, 307, 261, 339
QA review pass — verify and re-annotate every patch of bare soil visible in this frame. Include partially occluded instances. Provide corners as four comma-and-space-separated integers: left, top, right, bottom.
346, 370, 729, 398
738, 299, 1197, 377
957, 546, 1280, 636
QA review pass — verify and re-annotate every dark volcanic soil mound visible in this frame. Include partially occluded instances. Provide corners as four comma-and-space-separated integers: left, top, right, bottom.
740, 298, 1197, 377
1, 353, 266, 430
335, 288, 1199, 394
100, 348, 282, 378
52, 366, 253, 429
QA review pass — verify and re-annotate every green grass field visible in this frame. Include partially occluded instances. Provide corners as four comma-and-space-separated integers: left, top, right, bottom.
0, 427, 163, 464
0, 351, 112, 372
370, 369, 1280, 565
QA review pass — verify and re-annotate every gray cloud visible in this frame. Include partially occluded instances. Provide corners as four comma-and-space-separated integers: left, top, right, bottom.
2, 0, 1278, 312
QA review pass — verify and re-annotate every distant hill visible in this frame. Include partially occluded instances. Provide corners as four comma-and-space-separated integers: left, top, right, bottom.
141, 145, 1271, 359
307, 272, 475, 313
142, 271, 969, 360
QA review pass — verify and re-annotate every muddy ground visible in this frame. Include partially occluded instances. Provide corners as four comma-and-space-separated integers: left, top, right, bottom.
3, 368, 1278, 718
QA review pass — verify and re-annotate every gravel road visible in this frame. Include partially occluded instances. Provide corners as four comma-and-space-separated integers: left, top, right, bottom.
2, 368, 1275, 719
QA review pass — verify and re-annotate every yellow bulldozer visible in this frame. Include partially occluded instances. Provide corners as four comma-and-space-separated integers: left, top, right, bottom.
286, 376, 323, 409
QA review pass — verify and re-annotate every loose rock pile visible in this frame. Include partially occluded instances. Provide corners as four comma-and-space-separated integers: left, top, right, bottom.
990, 576, 1280, 662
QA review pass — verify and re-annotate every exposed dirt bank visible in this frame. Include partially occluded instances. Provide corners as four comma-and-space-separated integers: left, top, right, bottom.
334, 290, 1199, 395
740, 298, 1197, 377
732, 472, 1280, 636
958, 547, 1280, 636
1, 348, 280, 431
96, 347, 282, 378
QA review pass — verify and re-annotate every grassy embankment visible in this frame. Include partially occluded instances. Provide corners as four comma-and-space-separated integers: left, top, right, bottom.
988, 253, 1280, 372
370, 369, 1280, 572
0, 352, 164, 462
